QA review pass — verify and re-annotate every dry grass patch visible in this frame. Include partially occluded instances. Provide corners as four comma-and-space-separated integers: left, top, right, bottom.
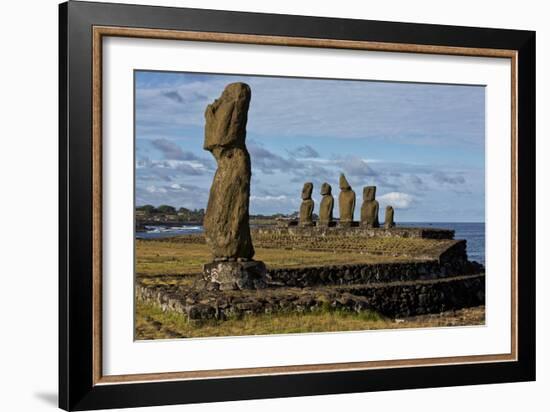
136, 239, 420, 276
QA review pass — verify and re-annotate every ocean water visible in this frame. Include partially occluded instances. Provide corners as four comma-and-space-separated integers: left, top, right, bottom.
137, 222, 485, 265
136, 225, 203, 239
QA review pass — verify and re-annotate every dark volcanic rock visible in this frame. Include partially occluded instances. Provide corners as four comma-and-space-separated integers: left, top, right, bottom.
266, 249, 484, 288
137, 273, 486, 321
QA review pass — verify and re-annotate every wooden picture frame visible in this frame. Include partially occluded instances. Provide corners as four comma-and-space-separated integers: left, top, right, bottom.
59, 1, 535, 410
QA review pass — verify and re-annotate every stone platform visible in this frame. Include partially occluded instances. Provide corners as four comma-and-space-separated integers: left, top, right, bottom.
137, 242, 485, 321
266, 257, 483, 288
262, 239, 483, 287
203, 260, 267, 290
255, 225, 455, 240
137, 273, 485, 321
136, 227, 484, 323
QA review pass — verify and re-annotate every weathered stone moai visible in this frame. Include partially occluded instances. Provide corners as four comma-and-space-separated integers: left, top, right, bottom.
384, 205, 395, 229
318, 182, 334, 226
202, 83, 266, 290
299, 182, 315, 227
360, 186, 380, 228
338, 174, 356, 227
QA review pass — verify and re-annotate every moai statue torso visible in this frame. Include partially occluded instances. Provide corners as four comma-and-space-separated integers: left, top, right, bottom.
299, 182, 315, 227
360, 186, 380, 228
318, 182, 334, 226
338, 174, 356, 226
203, 82, 255, 260
384, 205, 395, 229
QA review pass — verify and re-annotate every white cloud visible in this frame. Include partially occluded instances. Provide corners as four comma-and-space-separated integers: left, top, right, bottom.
250, 195, 288, 202
138, 158, 212, 175
146, 185, 167, 194
137, 182, 209, 210
169, 183, 189, 191
378, 192, 415, 209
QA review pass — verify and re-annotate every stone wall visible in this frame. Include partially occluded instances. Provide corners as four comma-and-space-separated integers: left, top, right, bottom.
136, 273, 485, 320
254, 226, 454, 240
266, 253, 483, 288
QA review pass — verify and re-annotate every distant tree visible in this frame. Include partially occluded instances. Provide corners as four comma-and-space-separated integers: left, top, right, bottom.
136, 204, 156, 214
156, 205, 176, 214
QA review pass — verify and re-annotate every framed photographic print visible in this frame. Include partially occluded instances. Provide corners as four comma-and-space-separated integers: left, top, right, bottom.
59, 1, 536, 410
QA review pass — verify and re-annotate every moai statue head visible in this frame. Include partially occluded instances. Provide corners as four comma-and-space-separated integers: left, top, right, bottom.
320, 182, 332, 196
302, 182, 313, 200
363, 186, 376, 202
204, 82, 251, 155
339, 173, 352, 191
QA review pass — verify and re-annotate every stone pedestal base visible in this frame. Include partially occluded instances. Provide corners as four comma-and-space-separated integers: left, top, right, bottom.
361, 222, 380, 229
339, 221, 359, 228
318, 221, 337, 227
203, 260, 267, 290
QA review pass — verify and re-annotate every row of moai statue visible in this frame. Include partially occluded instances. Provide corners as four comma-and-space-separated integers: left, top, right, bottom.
299, 174, 395, 229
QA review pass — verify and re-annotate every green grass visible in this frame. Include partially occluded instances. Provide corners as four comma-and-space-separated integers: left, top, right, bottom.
135, 236, 438, 276
136, 300, 389, 339
135, 301, 485, 339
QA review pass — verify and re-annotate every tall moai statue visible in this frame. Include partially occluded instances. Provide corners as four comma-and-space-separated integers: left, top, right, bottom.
384, 205, 395, 229
318, 182, 334, 227
338, 174, 356, 227
360, 186, 380, 228
202, 83, 266, 290
299, 182, 315, 227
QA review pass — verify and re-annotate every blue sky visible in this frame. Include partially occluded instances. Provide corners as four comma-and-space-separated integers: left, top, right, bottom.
135, 70, 485, 222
